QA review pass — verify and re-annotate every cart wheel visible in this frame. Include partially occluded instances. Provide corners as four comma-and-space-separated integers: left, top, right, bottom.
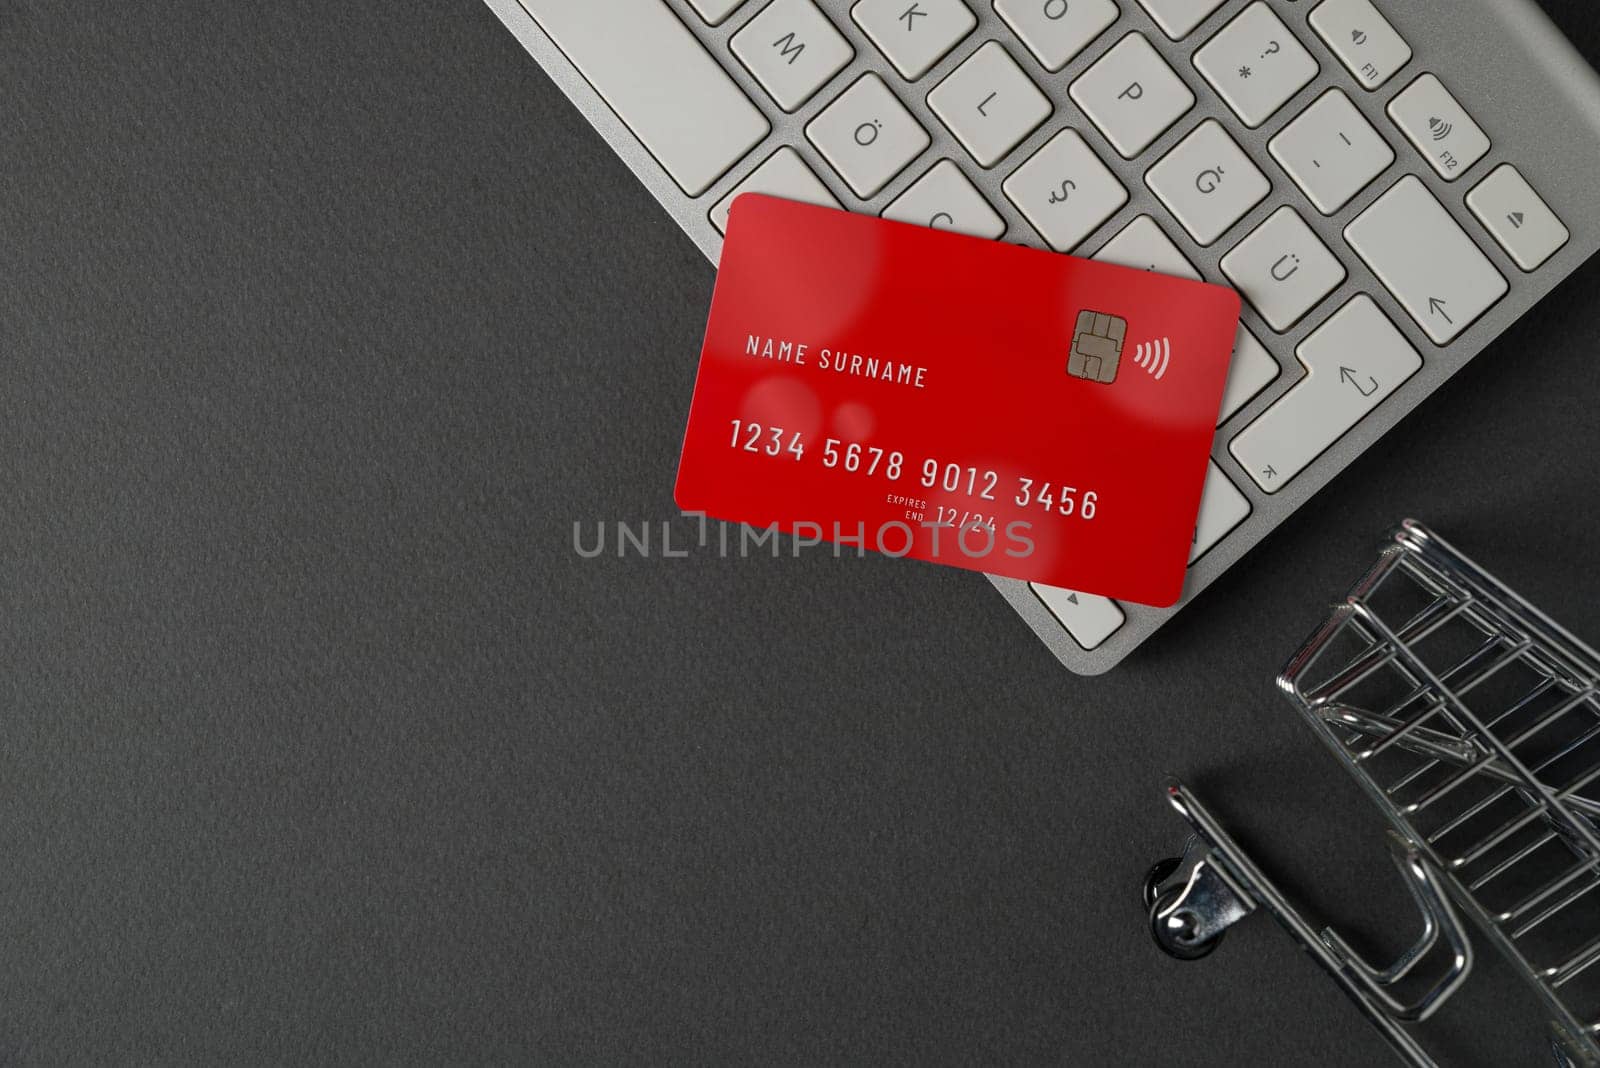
1143, 858, 1183, 911
1149, 885, 1223, 961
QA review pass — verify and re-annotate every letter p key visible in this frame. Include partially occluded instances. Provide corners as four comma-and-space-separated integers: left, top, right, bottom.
1119, 81, 1143, 101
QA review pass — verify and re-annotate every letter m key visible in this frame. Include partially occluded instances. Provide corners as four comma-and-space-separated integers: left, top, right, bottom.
772, 31, 805, 64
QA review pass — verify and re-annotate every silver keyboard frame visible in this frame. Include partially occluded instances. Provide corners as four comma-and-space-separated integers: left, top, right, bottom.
486, 0, 1600, 675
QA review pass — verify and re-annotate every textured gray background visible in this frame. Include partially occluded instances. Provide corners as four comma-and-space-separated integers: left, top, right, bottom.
2, 0, 1599, 1063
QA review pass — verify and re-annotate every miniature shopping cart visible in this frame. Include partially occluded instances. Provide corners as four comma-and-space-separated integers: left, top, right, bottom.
1147, 520, 1600, 1067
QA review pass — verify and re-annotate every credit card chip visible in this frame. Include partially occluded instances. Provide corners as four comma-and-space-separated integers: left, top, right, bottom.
1069, 310, 1126, 384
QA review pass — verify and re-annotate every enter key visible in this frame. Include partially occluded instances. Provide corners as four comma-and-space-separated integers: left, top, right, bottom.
1230, 294, 1422, 492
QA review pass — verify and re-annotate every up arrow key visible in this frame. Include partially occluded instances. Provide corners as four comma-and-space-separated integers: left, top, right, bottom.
1427, 296, 1452, 324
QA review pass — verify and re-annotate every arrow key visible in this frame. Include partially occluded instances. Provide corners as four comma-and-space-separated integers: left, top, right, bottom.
1345, 175, 1507, 344
1230, 295, 1421, 492
1029, 584, 1125, 651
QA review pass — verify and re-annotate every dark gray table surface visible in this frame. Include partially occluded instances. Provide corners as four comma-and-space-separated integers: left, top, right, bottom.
4, 1, 1600, 1063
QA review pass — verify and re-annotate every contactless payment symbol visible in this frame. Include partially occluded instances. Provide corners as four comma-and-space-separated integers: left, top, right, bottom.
1068, 310, 1126, 384
1131, 336, 1173, 380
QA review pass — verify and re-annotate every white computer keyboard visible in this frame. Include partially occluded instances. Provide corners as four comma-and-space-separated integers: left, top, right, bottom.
488, 0, 1600, 673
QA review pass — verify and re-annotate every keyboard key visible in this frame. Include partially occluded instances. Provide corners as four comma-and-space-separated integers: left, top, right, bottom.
1004, 129, 1128, 251
1030, 584, 1125, 650
852, 0, 976, 81
1193, 3, 1319, 129
806, 73, 931, 197
731, 0, 855, 112
1268, 88, 1394, 215
1217, 325, 1280, 425
883, 159, 1006, 237
1309, 0, 1412, 91
1231, 295, 1421, 491
1190, 462, 1251, 562
525, 0, 770, 197
710, 147, 842, 234
1346, 175, 1507, 344
688, 0, 745, 25
1071, 34, 1196, 160
1095, 215, 1200, 279
1466, 164, 1570, 272
1145, 119, 1270, 246
1221, 206, 1346, 332
1135, 0, 1227, 41
995, 0, 1119, 72
1091, 215, 1278, 424
928, 42, 1052, 168
1387, 74, 1490, 182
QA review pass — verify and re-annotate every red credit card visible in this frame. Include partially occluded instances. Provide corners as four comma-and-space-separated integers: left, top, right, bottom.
674, 195, 1241, 607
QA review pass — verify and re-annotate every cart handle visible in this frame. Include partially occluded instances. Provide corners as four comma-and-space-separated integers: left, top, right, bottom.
1163, 781, 1475, 1043
1318, 832, 1475, 1022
